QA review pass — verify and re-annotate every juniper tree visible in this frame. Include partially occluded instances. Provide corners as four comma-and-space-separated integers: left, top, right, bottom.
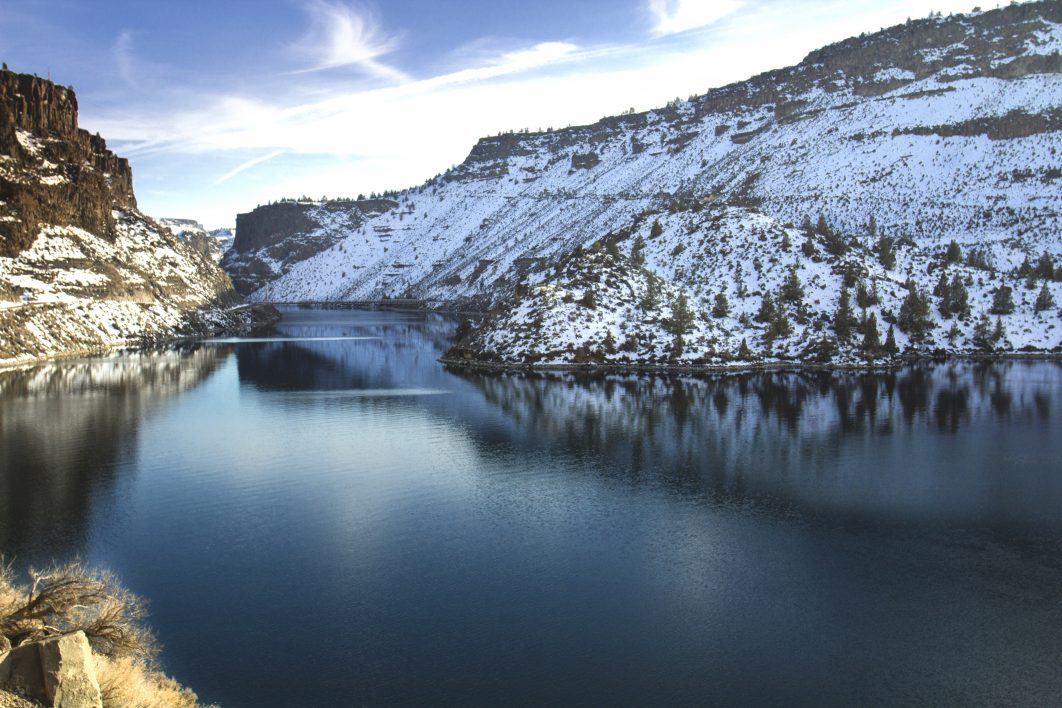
884, 324, 899, 354
972, 312, 994, 350
630, 234, 647, 267
834, 287, 856, 341
756, 292, 777, 323
992, 315, 1006, 344
1035, 251, 1055, 280
947, 274, 970, 318
712, 291, 730, 318
668, 292, 695, 334
737, 337, 753, 360
1035, 282, 1056, 312
603, 329, 616, 354
641, 276, 660, 311
990, 284, 1015, 314
898, 286, 933, 342
863, 312, 881, 354
877, 236, 896, 270
780, 266, 804, 304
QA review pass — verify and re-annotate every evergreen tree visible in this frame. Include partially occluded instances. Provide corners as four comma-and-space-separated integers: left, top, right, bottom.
737, 337, 752, 360
948, 274, 970, 317
650, 220, 663, 238
945, 239, 962, 263
853, 280, 870, 307
801, 237, 816, 258
766, 309, 793, 341
671, 333, 685, 361
780, 266, 805, 304
863, 312, 881, 354
884, 324, 898, 354
668, 292, 695, 334
972, 313, 994, 350
1035, 282, 1056, 312
834, 287, 855, 340
580, 289, 596, 309
877, 235, 896, 270
1035, 251, 1055, 280
780, 231, 792, 250
898, 286, 933, 342
842, 263, 860, 289
756, 292, 776, 323
992, 316, 1006, 344
933, 271, 949, 297
712, 291, 730, 318
603, 329, 616, 354
641, 276, 659, 311
990, 284, 1015, 314
1025, 269, 1038, 290
815, 213, 829, 236
801, 215, 814, 233
630, 234, 646, 267
823, 230, 848, 257
947, 323, 962, 345
868, 214, 877, 236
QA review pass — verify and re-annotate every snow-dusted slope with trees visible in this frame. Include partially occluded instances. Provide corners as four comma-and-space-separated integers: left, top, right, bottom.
0, 68, 274, 368
233, 3, 1061, 365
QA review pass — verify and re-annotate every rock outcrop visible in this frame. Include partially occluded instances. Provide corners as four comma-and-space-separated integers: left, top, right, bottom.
0, 631, 102, 708
0, 71, 134, 258
0, 67, 277, 367
222, 198, 397, 295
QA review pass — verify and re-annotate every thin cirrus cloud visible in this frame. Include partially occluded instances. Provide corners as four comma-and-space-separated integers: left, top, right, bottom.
287, 0, 408, 83
113, 30, 137, 87
211, 149, 288, 186
648, 0, 743, 36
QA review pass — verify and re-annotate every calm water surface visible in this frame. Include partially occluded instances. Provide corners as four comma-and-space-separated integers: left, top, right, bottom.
1, 308, 1061, 706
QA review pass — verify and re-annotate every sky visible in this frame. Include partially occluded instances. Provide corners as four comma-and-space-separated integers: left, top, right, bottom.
1, 0, 987, 227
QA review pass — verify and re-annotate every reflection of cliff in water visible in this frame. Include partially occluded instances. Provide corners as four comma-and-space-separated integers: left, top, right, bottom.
455, 361, 1062, 525
0, 345, 232, 561
236, 309, 458, 393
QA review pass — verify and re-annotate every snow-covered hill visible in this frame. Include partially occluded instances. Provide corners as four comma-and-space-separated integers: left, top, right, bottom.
229, 2, 1061, 365
0, 69, 274, 368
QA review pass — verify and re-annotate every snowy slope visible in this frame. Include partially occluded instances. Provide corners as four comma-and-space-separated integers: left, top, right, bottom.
231, 3, 1061, 364
245, 4, 1061, 308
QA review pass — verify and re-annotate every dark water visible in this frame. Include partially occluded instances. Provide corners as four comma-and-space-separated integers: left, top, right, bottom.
2, 309, 1061, 707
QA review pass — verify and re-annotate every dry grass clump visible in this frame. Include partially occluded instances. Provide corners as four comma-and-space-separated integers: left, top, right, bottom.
95, 655, 210, 708
1, 559, 211, 708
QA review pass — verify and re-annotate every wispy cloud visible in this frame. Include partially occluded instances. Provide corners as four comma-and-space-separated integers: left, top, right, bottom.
288, 0, 407, 82
113, 30, 137, 87
211, 149, 287, 185
648, 0, 742, 37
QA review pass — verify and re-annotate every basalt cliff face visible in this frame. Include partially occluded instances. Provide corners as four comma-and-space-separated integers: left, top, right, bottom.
0, 68, 275, 367
232, 3, 1061, 366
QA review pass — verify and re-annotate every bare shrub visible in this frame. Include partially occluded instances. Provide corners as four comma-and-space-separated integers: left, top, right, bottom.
0, 559, 156, 661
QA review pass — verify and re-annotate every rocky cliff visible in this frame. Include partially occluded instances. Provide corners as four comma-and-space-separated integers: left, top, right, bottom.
222, 198, 397, 295
232, 3, 1061, 365
0, 68, 275, 367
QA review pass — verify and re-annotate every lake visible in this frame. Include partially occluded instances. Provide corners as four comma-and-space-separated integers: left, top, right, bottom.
2, 308, 1060, 706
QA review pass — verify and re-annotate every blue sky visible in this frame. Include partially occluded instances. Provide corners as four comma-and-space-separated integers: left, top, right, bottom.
1, 0, 982, 227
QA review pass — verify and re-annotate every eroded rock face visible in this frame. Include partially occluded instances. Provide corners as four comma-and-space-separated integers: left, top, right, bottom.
0, 70, 135, 258
0, 631, 102, 708
0, 68, 278, 367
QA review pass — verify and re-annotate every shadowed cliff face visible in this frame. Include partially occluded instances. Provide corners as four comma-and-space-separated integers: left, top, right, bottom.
0, 70, 136, 258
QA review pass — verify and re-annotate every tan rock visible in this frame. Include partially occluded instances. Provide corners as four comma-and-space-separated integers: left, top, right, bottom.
0, 632, 102, 708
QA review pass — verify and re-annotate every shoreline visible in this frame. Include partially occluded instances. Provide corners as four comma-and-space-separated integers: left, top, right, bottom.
0, 303, 279, 372
439, 350, 1062, 375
